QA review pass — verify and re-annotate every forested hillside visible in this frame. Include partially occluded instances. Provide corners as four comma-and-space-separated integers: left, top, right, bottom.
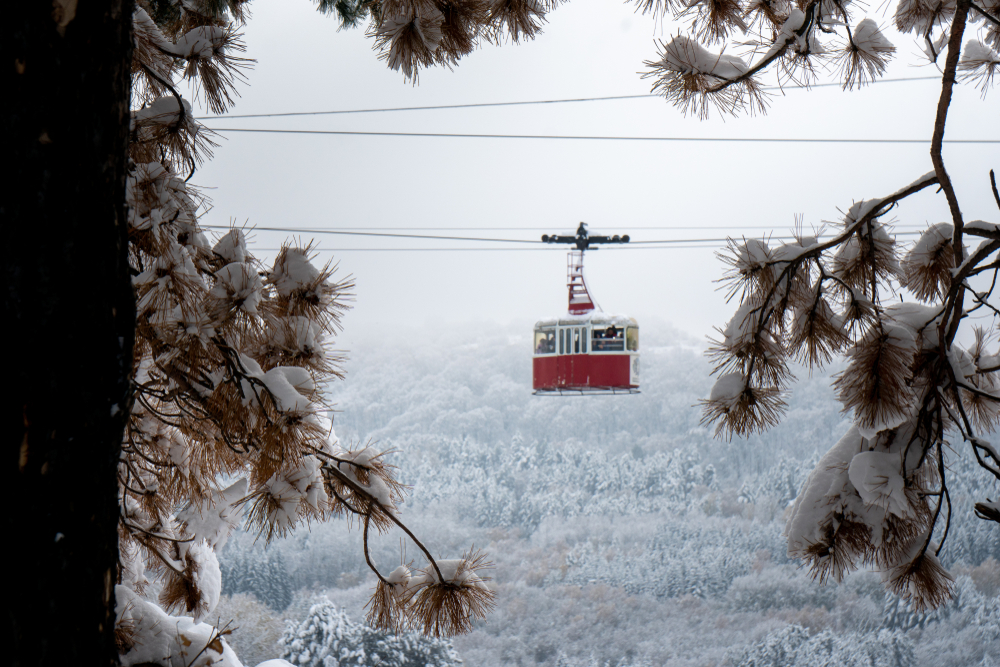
218, 321, 999, 667
329, 321, 848, 479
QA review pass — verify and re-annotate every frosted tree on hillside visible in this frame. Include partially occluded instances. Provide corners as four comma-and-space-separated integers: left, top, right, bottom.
219, 547, 293, 611
669, 0, 1000, 611
279, 597, 462, 667
115, 2, 494, 664
733, 624, 915, 667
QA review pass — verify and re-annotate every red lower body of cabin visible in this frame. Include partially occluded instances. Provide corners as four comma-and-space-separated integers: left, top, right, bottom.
533, 354, 635, 390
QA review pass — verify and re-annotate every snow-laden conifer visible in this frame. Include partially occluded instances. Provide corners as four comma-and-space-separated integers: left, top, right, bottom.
636, 0, 997, 115
116, 3, 495, 663
279, 597, 462, 667
673, 0, 999, 612
732, 623, 916, 666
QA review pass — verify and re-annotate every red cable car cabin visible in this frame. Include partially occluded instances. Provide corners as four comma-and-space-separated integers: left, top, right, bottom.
532, 224, 639, 395
532, 314, 639, 394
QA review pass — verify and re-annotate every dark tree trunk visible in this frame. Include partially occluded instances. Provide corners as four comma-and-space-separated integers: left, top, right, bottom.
2, 2, 135, 665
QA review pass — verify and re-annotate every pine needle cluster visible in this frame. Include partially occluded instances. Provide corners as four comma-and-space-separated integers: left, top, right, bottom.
366, 550, 496, 637
637, 0, 999, 116
316, 0, 553, 82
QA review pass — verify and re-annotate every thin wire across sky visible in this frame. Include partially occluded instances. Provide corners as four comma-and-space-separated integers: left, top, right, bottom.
194, 76, 997, 144
201, 128, 999, 143
196, 76, 942, 120
200, 224, 928, 253
194, 76, 983, 253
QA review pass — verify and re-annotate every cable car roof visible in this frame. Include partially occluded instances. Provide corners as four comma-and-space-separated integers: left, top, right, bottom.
533, 312, 637, 328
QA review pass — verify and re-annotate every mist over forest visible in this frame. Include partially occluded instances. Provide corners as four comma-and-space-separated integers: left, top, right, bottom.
218, 321, 1000, 667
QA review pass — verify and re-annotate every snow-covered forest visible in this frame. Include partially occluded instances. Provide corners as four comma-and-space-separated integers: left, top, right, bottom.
216, 322, 1000, 667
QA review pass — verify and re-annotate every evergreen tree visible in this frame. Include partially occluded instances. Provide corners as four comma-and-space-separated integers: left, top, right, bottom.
220, 548, 247, 599
221, 545, 293, 611
6, 2, 135, 664
734, 624, 915, 667
11, 0, 571, 657
8, 2, 500, 663
279, 597, 463, 667
265, 550, 295, 612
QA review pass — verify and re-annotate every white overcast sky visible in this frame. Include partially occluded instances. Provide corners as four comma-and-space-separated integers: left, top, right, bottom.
194, 0, 998, 349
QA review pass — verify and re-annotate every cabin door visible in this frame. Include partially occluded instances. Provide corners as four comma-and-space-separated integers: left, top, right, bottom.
556, 327, 571, 386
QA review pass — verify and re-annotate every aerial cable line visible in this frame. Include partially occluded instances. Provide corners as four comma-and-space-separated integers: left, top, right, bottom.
213, 223, 929, 231
629, 232, 923, 245
251, 245, 729, 252
202, 128, 998, 144
252, 239, 939, 252
197, 76, 941, 120
200, 225, 541, 244
200, 224, 922, 246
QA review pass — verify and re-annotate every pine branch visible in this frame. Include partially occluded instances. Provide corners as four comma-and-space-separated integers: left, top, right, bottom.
707, 0, 821, 95
970, 1, 1000, 28
930, 0, 970, 263
991, 170, 1000, 211
363, 514, 391, 585
323, 463, 446, 585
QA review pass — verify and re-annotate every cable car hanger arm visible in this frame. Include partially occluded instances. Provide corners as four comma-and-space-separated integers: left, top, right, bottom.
541, 223, 630, 250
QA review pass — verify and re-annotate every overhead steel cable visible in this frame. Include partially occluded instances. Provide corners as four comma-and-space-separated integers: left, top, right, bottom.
249, 245, 727, 251
629, 230, 921, 243
200, 128, 998, 143
196, 76, 941, 120
205, 223, 929, 231
199, 224, 923, 246
200, 224, 541, 244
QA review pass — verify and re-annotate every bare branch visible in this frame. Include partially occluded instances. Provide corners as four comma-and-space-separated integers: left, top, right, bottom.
991, 170, 1000, 211
363, 514, 391, 585
323, 464, 446, 585
929, 0, 971, 262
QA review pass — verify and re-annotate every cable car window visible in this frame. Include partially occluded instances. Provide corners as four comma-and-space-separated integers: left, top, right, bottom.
582, 327, 588, 353
592, 325, 624, 351
558, 328, 564, 355
626, 327, 639, 352
574, 328, 580, 354
534, 329, 555, 355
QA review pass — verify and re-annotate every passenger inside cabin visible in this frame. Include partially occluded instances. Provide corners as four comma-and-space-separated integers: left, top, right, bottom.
592, 325, 624, 351
535, 331, 555, 354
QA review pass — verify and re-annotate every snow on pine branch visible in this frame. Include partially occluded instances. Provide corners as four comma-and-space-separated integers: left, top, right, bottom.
642, 35, 762, 118
119, 5, 495, 664
319, 0, 999, 92
117, 585, 241, 667
354, 0, 550, 82
279, 597, 462, 667
373, 8, 446, 81
960, 39, 1000, 92
837, 18, 896, 89
637, 0, 1000, 115
367, 549, 496, 637
133, 7, 251, 114
703, 165, 1000, 610
894, 0, 958, 36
